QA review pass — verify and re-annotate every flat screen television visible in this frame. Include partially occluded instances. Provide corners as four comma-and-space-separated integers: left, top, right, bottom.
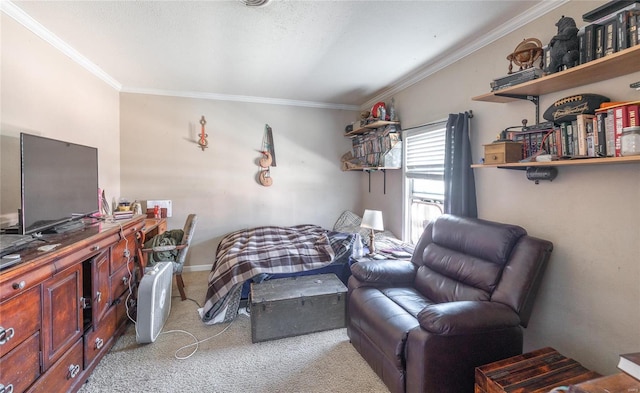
20, 133, 99, 235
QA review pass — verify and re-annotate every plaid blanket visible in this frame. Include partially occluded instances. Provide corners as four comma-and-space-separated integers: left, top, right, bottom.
200, 225, 353, 324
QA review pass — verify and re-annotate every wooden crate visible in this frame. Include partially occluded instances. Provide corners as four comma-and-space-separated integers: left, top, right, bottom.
475, 347, 601, 393
249, 274, 347, 343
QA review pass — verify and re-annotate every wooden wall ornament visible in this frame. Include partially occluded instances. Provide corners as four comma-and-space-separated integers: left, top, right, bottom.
198, 115, 208, 151
256, 124, 276, 187
258, 168, 273, 186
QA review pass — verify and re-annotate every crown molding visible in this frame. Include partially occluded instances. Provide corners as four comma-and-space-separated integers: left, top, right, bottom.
361, 0, 570, 110
5, 0, 568, 112
120, 87, 360, 110
1, 0, 122, 91
3, 0, 357, 110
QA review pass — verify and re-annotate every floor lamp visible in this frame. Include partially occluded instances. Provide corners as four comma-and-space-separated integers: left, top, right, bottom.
361, 209, 384, 256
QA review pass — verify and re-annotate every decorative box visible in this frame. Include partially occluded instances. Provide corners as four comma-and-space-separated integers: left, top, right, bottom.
483, 141, 523, 164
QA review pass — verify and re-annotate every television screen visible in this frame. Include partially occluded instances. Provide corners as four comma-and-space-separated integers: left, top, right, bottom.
20, 133, 99, 235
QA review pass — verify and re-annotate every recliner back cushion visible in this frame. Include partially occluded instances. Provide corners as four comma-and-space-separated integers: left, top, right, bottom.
431, 215, 526, 265
415, 244, 502, 303
414, 215, 527, 303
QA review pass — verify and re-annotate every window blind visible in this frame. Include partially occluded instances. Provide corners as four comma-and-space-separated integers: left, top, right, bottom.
404, 123, 446, 179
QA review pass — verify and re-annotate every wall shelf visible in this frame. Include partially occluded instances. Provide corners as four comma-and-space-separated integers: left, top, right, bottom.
471, 155, 640, 169
472, 45, 640, 103
345, 120, 400, 137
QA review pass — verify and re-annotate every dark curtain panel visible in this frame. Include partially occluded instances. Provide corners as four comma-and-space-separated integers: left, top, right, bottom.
444, 112, 477, 218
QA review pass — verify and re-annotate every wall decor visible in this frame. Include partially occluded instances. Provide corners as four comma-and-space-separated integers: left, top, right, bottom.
257, 124, 276, 187
198, 115, 208, 151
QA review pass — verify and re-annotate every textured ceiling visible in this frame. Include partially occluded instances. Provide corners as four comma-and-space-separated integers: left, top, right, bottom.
7, 0, 564, 109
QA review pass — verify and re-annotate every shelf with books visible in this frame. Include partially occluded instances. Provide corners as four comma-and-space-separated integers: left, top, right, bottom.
472, 45, 640, 103
471, 155, 640, 169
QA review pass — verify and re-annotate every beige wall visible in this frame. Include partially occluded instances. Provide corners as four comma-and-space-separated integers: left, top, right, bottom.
119, 93, 360, 269
0, 14, 121, 224
375, 1, 640, 376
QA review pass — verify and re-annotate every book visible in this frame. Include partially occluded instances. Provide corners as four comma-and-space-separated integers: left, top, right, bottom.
596, 112, 607, 156
606, 108, 616, 156
631, 13, 640, 46
628, 104, 639, 126
614, 105, 630, 156
576, 114, 595, 156
618, 352, 640, 381
584, 24, 597, 62
604, 19, 618, 55
595, 24, 605, 59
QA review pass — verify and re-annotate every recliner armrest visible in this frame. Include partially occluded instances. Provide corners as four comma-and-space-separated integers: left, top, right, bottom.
417, 301, 520, 335
350, 260, 417, 285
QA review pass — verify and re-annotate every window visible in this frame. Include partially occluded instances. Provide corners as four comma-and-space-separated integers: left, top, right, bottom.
403, 121, 446, 244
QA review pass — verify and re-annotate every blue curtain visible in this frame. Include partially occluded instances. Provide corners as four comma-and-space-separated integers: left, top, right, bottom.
444, 112, 477, 217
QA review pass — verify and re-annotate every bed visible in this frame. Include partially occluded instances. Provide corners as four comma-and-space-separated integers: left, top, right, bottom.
199, 211, 410, 325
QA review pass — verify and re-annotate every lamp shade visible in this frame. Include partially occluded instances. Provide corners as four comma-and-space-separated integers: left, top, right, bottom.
361, 210, 384, 231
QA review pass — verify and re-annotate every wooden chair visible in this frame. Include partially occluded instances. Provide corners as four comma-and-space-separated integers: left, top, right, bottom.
139, 214, 197, 301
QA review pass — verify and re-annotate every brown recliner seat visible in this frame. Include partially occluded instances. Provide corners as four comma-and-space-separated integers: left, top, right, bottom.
347, 214, 553, 393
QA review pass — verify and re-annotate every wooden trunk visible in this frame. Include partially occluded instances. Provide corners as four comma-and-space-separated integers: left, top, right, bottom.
250, 273, 347, 343
475, 347, 601, 393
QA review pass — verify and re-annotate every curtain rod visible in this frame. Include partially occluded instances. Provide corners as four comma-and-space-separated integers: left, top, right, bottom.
401, 110, 473, 132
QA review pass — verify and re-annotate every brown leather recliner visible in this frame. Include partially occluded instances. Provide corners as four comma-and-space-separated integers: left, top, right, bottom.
347, 214, 553, 393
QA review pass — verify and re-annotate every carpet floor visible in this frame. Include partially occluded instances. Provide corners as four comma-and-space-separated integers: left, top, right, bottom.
78, 271, 389, 393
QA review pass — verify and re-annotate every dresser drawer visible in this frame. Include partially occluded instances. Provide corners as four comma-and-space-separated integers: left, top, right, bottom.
84, 306, 116, 368
0, 332, 41, 393
109, 259, 135, 301
28, 338, 83, 393
110, 234, 137, 274
55, 233, 120, 274
0, 264, 53, 304
0, 285, 41, 357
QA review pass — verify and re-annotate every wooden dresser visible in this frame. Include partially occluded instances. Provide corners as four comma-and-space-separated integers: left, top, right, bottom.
0, 216, 145, 393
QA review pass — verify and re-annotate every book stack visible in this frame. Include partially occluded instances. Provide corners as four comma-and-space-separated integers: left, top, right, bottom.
507, 123, 556, 159
595, 101, 640, 157
113, 210, 134, 220
618, 352, 640, 381
580, 1, 640, 65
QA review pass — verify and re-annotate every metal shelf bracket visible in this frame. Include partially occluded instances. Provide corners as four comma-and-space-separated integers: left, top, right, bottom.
494, 93, 540, 124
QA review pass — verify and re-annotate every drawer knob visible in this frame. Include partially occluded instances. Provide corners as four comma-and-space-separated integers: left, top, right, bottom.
0, 383, 15, 393
95, 337, 104, 350
122, 276, 130, 286
91, 245, 100, 252
68, 364, 80, 379
12, 281, 25, 290
95, 291, 102, 303
0, 327, 15, 345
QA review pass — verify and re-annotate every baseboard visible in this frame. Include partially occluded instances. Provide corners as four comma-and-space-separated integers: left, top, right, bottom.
183, 264, 212, 273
